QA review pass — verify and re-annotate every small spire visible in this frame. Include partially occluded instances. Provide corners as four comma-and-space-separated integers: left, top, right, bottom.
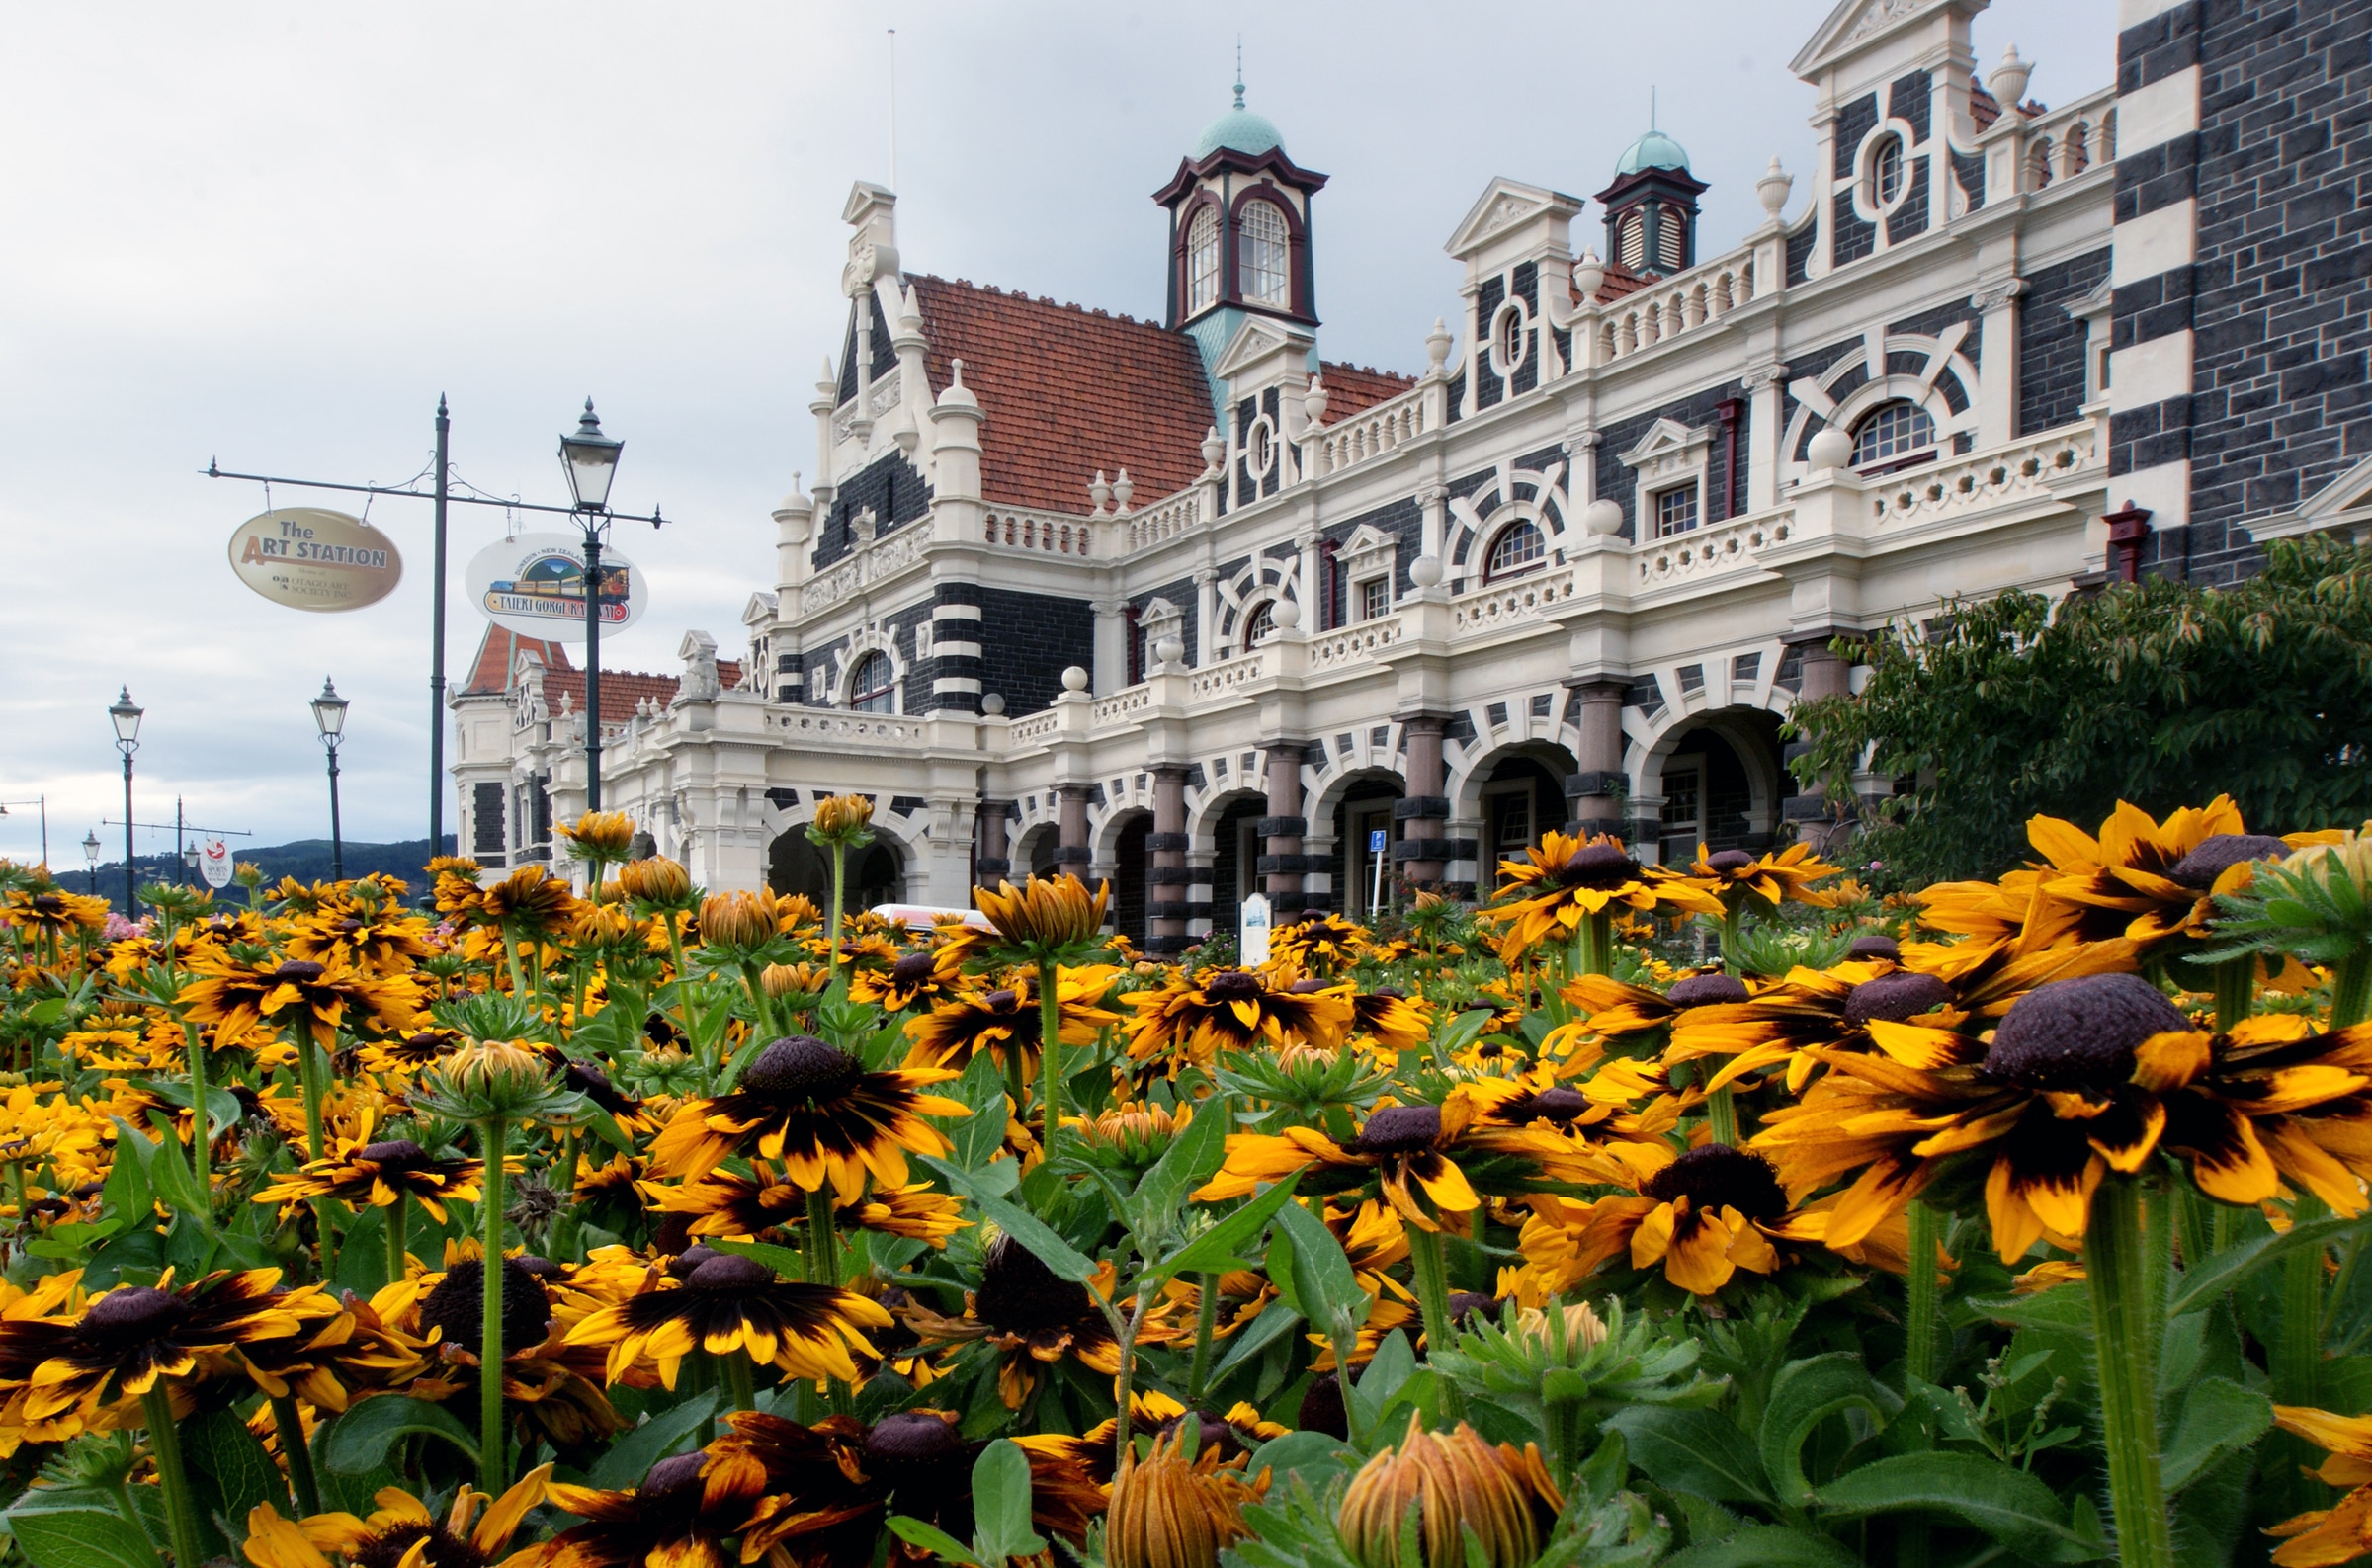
1233, 37, 1244, 108
1651, 86, 1657, 131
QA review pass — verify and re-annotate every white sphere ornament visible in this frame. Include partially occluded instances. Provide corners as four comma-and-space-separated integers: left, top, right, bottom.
1409, 554, 1444, 587
1061, 666, 1089, 693
1582, 498, 1626, 536
980, 692, 1005, 716
1807, 427, 1855, 473
1271, 599, 1302, 629
1155, 637, 1185, 664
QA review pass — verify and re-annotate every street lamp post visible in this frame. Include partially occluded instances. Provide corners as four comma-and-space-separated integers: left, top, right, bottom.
81, 831, 101, 898
558, 401, 624, 811
109, 688, 142, 914
312, 678, 350, 881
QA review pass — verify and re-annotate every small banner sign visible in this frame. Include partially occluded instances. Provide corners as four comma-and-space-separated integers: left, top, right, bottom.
226, 508, 402, 613
465, 531, 645, 639
197, 838, 233, 889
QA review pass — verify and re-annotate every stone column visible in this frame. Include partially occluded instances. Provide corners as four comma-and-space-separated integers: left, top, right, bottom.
1566, 682, 1629, 839
1742, 364, 1789, 513
976, 798, 1011, 883
1054, 784, 1093, 877
1394, 714, 1452, 888
1258, 742, 1308, 906
1147, 766, 1192, 954
1973, 280, 2026, 450
1781, 636, 1857, 849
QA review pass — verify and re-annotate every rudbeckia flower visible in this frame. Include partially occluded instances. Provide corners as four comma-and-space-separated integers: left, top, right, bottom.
849, 949, 964, 1012
1477, 832, 1723, 957
510, 1450, 774, 1568
251, 1108, 485, 1223
1121, 965, 1355, 1076
2026, 796, 2339, 947
565, 1252, 890, 1389
241, 1464, 551, 1568
1683, 842, 1841, 909
901, 1234, 1176, 1409
2265, 1405, 2372, 1564
1270, 908, 1375, 976
903, 967, 1122, 1080
180, 953, 422, 1051
646, 1034, 966, 1195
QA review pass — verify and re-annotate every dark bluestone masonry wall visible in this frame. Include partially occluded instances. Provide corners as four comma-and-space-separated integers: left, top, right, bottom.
885, 599, 935, 712
833, 291, 898, 406
930, 581, 983, 713
1781, 337, 1864, 459
2019, 248, 2112, 435
1831, 92, 1881, 267
1473, 275, 1507, 411
812, 450, 931, 569
1131, 575, 1201, 669
1510, 262, 1542, 397
978, 588, 1095, 717
1593, 381, 1748, 540
2173, 0, 2372, 585
1786, 218, 1817, 287
1319, 496, 1423, 598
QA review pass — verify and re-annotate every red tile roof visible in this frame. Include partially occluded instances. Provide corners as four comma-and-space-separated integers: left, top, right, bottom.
461, 626, 571, 695
1317, 361, 1418, 420
1582, 261, 1654, 303
542, 663, 745, 729
1970, 83, 2002, 131
908, 276, 1216, 514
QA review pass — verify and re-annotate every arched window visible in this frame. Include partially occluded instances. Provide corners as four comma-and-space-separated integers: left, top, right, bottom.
1493, 305, 1525, 371
1617, 211, 1647, 271
1244, 600, 1276, 646
1657, 210, 1686, 271
848, 651, 896, 713
1485, 520, 1546, 579
1186, 206, 1220, 314
1867, 133, 1905, 207
1238, 200, 1290, 306
1851, 400, 1936, 466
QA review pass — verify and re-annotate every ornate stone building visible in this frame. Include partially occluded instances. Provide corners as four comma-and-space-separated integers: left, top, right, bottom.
450, 0, 2372, 951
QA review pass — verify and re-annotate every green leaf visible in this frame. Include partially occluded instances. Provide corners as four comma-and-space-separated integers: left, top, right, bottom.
705, 1238, 814, 1283
1212, 1297, 1304, 1379
183, 1404, 290, 1538
1966, 1285, 2093, 1333
1147, 1171, 1303, 1283
1129, 1094, 1229, 1243
3, 1497, 159, 1568
95, 1120, 153, 1232
886, 1516, 984, 1568
2161, 1376, 2273, 1494
2169, 1214, 2362, 1316
1606, 1407, 1773, 1507
142, 1120, 212, 1227
919, 1156, 1095, 1283
1249, 1430, 1358, 1489
1758, 1354, 1884, 1508
1815, 1451, 2104, 1561
973, 1439, 1049, 1563
949, 1051, 1014, 1172
317, 1394, 479, 1476
1661, 1525, 1863, 1568
1273, 1197, 1369, 1341
589, 1390, 721, 1490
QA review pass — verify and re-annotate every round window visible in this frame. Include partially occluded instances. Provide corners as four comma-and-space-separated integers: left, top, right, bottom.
1493, 303, 1527, 373
1867, 133, 1906, 208
1245, 417, 1276, 477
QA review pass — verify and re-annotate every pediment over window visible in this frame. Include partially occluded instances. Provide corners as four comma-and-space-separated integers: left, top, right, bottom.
1213, 314, 1315, 383
1445, 178, 1583, 261
1618, 418, 1714, 477
1339, 522, 1400, 575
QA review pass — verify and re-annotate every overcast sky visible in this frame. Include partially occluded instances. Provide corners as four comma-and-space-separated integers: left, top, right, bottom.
0, 0, 2114, 866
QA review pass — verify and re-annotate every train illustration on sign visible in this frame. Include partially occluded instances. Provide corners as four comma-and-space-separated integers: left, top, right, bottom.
480, 547, 634, 626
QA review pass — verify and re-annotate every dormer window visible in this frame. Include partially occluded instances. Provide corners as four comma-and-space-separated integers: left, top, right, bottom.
1239, 200, 1290, 306
1186, 206, 1220, 314
1867, 134, 1906, 208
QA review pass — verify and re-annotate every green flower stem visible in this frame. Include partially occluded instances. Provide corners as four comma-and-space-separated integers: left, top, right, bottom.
291, 1024, 326, 1162
1578, 909, 1614, 977
180, 1020, 210, 1197
825, 843, 848, 1005
1705, 1088, 1739, 1148
2281, 1191, 2330, 1409
2214, 955, 2255, 1034
736, 960, 779, 1044
141, 1385, 205, 1568
722, 1352, 757, 1414
1038, 959, 1065, 1161
1187, 1272, 1220, 1403
385, 1193, 408, 1284
476, 1115, 510, 1496
503, 933, 531, 1001
2332, 949, 2372, 1031
1330, 1328, 1366, 1447
1720, 905, 1746, 979
1406, 1224, 1455, 1354
2085, 1177, 2173, 1568
2175, 1186, 2214, 1272
806, 1188, 838, 1286
270, 1393, 322, 1517
1904, 1200, 1940, 1390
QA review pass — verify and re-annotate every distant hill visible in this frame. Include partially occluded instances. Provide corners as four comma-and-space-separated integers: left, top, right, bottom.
72, 836, 456, 913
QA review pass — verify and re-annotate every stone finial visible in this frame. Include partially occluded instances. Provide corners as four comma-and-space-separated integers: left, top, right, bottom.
1574, 251, 1605, 302
1270, 598, 1302, 630
816, 356, 837, 397
1113, 468, 1134, 513
1409, 554, 1444, 587
1755, 158, 1793, 221
1060, 666, 1090, 693
1425, 317, 1454, 372
1988, 45, 2033, 113
1201, 426, 1227, 474
1582, 498, 1625, 536
1807, 426, 1854, 473
935, 358, 981, 413
1089, 470, 1113, 516
1304, 371, 1329, 426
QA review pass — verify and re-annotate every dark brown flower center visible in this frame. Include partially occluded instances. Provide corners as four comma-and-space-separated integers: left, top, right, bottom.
271, 960, 326, 984
639, 1451, 710, 1503
419, 1257, 551, 1358
1295, 909, 1331, 927
1353, 1104, 1442, 1154
82, 1286, 187, 1346
668, 1244, 721, 1279
31, 894, 62, 915
1516, 1087, 1589, 1125
1842, 971, 1953, 1026
865, 1411, 965, 1467
1546, 842, 1640, 891
741, 1036, 864, 1102
1289, 978, 1327, 994
1705, 850, 1754, 875
360, 1139, 431, 1174
1985, 973, 2190, 1091
353, 1525, 486, 1568
564, 1060, 635, 1113
1445, 1290, 1499, 1326
975, 1234, 1093, 1335
1298, 1371, 1348, 1439
983, 989, 1020, 1012
2169, 833, 2292, 890
1643, 1144, 1788, 1224
1667, 973, 1748, 1007
1203, 970, 1262, 1003
686, 1254, 774, 1292
891, 952, 938, 987
1846, 935, 1902, 962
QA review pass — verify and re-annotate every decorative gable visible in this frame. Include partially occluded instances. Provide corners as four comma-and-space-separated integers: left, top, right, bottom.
1619, 418, 1714, 480
1789, 0, 1958, 83
1445, 178, 1583, 266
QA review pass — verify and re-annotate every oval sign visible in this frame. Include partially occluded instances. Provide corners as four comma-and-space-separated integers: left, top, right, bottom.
465, 531, 646, 638
198, 838, 233, 889
227, 508, 403, 613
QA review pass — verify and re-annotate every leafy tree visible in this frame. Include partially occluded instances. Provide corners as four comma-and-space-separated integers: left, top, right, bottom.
1789, 535, 2372, 886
